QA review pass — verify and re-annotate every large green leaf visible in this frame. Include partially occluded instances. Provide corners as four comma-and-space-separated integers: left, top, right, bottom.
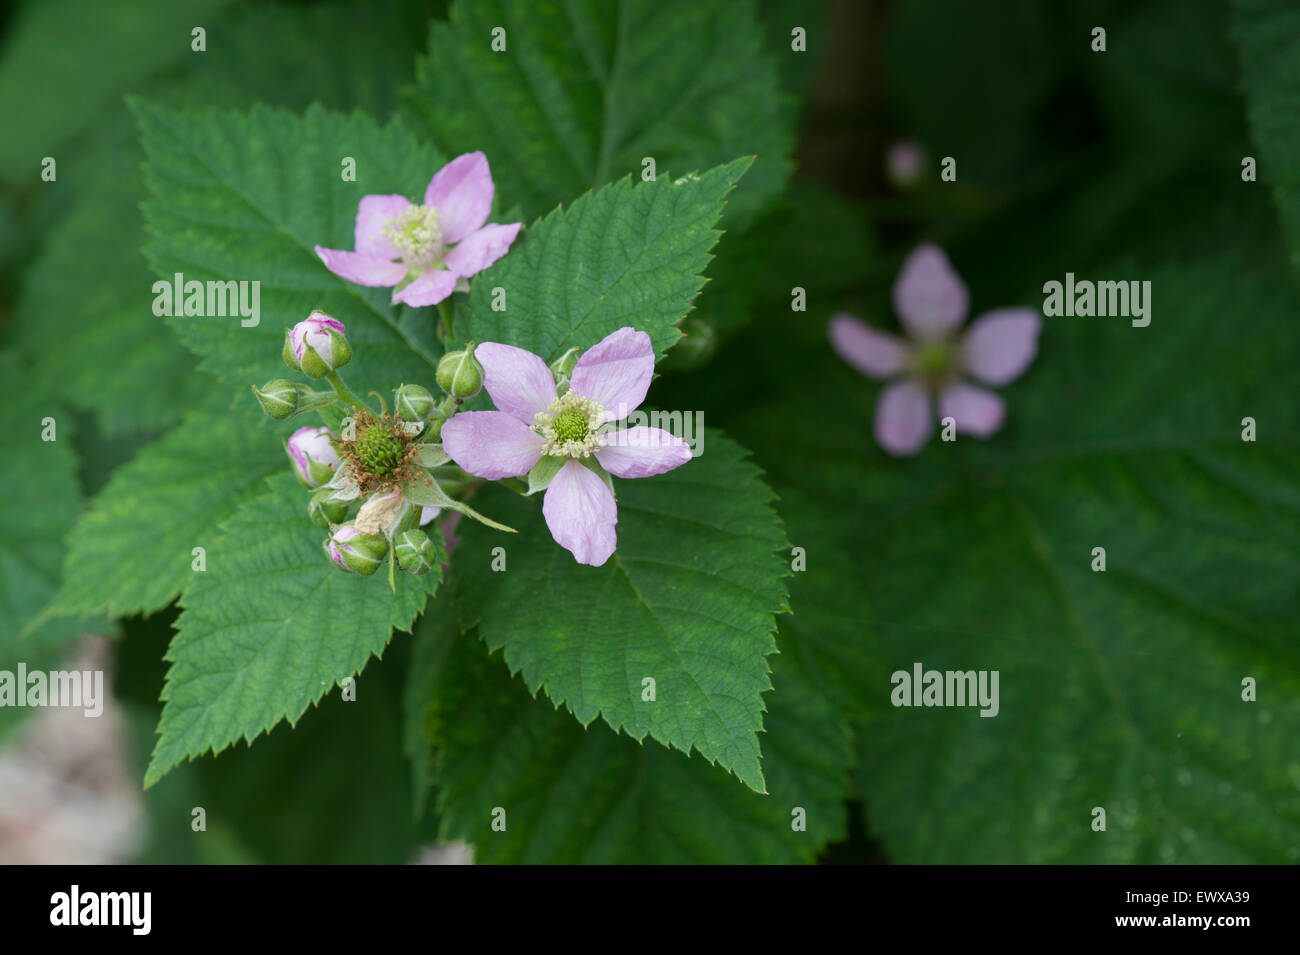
144, 472, 442, 786
452, 430, 788, 792
136, 100, 447, 394
47, 401, 286, 620
456, 156, 751, 363
1235, 0, 1300, 277
418, 624, 849, 862
405, 0, 792, 226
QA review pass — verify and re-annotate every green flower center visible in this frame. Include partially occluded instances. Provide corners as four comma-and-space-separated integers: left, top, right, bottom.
355, 423, 407, 476
551, 408, 589, 443
535, 391, 605, 457
912, 340, 955, 385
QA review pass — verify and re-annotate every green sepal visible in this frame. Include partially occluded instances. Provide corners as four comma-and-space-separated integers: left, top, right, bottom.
527, 455, 565, 495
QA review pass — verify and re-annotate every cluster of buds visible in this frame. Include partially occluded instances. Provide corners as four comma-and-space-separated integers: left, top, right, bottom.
252, 311, 506, 585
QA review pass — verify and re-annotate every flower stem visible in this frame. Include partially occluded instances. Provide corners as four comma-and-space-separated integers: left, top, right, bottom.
326, 371, 367, 411
438, 300, 453, 341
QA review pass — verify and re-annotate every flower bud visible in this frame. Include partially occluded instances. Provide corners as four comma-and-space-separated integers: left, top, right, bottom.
885, 140, 927, 191
252, 379, 302, 419
308, 493, 348, 529
394, 383, 436, 421
549, 346, 582, 382
287, 426, 340, 487
325, 523, 388, 576
436, 345, 483, 399
394, 529, 438, 575
288, 311, 352, 378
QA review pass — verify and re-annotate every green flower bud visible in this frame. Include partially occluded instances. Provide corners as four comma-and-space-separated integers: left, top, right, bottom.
395, 383, 435, 421
325, 523, 388, 576
437, 345, 483, 399
394, 529, 439, 575
252, 379, 301, 420
308, 493, 348, 529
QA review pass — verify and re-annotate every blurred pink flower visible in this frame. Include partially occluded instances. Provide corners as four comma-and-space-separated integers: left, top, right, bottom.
830, 243, 1041, 457
314, 151, 521, 307
885, 139, 926, 189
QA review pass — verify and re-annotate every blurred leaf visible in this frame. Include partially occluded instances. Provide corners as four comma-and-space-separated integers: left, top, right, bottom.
145, 473, 442, 787
0, 0, 230, 182
0, 352, 100, 736
457, 157, 751, 361
420, 625, 849, 862
1234, 0, 1300, 277
452, 430, 788, 793
404, 0, 793, 227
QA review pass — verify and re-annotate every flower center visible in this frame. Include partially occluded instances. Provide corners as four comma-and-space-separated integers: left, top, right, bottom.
355, 422, 407, 475
535, 392, 604, 457
381, 204, 443, 267
912, 340, 956, 387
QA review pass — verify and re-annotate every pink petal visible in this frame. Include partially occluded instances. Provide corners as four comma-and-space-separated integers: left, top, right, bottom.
596, 427, 692, 478
475, 342, 557, 424
828, 312, 909, 379
961, 308, 1041, 386
875, 380, 933, 457
893, 243, 969, 340
543, 460, 618, 566
441, 411, 544, 479
392, 269, 459, 307
570, 327, 654, 421
938, 382, 1005, 438
443, 222, 522, 277
424, 151, 493, 244
419, 506, 440, 526
355, 194, 410, 259
315, 246, 408, 287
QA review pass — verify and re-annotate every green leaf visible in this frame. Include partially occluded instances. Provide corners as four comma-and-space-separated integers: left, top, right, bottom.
405, 0, 793, 226
47, 401, 285, 620
1234, 0, 1300, 276
145, 472, 442, 787
418, 625, 849, 862
452, 430, 788, 792
457, 157, 752, 363
136, 100, 448, 395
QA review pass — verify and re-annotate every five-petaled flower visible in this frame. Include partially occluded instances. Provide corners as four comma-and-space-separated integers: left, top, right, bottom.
441, 327, 692, 566
829, 243, 1041, 457
314, 151, 521, 307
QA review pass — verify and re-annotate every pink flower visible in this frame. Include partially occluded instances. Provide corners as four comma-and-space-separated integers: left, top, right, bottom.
313, 152, 522, 308
830, 244, 1041, 457
441, 328, 692, 566
287, 426, 339, 487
